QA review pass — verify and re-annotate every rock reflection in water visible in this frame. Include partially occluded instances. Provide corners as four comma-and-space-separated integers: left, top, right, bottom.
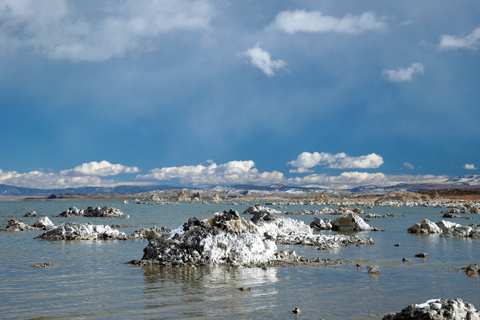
142, 266, 278, 318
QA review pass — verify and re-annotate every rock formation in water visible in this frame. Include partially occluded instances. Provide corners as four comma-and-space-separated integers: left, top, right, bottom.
408, 219, 480, 238
177, 190, 191, 201
382, 298, 480, 320
331, 212, 373, 231
56, 206, 129, 218
2, 217, 55, 231
310, 217, 333, 230
34, 222, 164, 240
130, 207, 375, 267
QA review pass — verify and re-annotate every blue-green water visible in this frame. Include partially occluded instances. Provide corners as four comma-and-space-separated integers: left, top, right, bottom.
0, 200, 479, 319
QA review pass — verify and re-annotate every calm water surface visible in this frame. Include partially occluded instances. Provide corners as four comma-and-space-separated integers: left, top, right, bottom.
0, 200, 479, 319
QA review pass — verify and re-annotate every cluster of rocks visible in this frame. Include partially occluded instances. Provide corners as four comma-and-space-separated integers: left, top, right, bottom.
2, 217, 55, 231
460, 264, 479, 278
382, 298, 480, 320
365, 213, 406, 218
56, 206, 129, 218
34, 222, 164, 241
310, 213, 387, 233
136, 201, 180, 205
407, 219, 480, 238
24, 211, 37, 217
129, 207, 375, 267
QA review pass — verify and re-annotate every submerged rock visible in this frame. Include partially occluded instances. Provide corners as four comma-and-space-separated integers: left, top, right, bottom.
331, 213, 373, 232
382, 298, 480, 320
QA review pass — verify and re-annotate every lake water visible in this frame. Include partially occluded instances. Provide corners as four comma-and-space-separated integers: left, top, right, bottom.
0, 200, 479, 319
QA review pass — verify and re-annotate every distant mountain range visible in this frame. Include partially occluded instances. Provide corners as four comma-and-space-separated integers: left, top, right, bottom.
1, 175, 479, 197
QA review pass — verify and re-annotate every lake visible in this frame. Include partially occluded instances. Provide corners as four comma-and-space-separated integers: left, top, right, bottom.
0, 200, 478, 319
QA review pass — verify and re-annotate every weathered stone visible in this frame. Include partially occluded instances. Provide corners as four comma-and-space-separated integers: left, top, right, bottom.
33, 217, 55, 230
57, 206, 84, 217
367, 265, 380, 274
34, 223, 129, 240
177, 190, 191, 201
415, 252, 428, 258
331, 213, 373, 231
24, 211, 37, 217
407, 219, 442, 234
382, 298, 480, 320
310, 217, 332, 231
84, 206, 129, 218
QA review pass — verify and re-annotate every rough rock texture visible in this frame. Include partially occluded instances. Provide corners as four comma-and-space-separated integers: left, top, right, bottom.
310, 217, 332, 230
131, 207, 375, 267
57, 206, 84, 217
24, 211, 37, 217
2, 219, 35, 231
131, 209, 276, 267
191, 191, 202, 201
2, 218, 55, 231
177, 190, 191, 201
366, 213, 406, 218
331, 213, 373, 231
56, 206, 129, 218
84, 206, 129, 218
408, 219, 442, 234
408, 219, 480, 238
35, 222, 130, 240
382, 298, 480, 320
33, 217, 55, 230
243, 204, 280, 216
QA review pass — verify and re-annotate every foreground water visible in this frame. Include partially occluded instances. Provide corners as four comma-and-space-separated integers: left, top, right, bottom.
0, 200, 479, 319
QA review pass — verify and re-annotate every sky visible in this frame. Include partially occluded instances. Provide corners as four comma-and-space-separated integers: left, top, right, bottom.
0, 0, 479, 190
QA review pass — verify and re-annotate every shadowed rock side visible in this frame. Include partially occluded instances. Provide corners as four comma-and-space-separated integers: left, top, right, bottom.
382, 298, 480, 320
130, 207, 374, 267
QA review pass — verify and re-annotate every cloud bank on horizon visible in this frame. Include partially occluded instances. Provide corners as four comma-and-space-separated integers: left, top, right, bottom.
0, 1, 479, 190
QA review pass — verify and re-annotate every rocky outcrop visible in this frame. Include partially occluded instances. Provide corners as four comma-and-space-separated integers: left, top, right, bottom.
24, 211, 37, 217
310, 217, 332, 231
57, 206, 84, 217
376, 191, 431, 203
407, 219, 442, 234
32, 217, 55, 230
191, 191, 202, 201
243, 204, 281, 216
177, 190, 191, 201
366, 213, 406, 218
148, 194, 162, 201
408, 219, 480, 238
331, 213, 373, 231
382, 298, 480, 320
130, 207, 375, 267
2, 217, 55, 231
56, 206, 129, 218
34, 223, 130, 240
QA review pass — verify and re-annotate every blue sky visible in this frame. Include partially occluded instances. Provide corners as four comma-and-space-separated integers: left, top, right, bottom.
0, 0, 479, 189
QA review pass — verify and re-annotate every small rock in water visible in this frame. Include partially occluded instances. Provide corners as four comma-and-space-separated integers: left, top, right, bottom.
367, 265, 381, 274
394, 243, 402, 247
402, 258, 410, 262
415, 252, 428, 258
238, 287, 251, 291
31, 262, 52, 268
292, 307, 301, 314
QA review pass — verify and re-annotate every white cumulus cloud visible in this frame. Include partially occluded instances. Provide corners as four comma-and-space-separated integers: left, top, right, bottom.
403, 162, 414, 170
136, 160, 284, 185
464, 163, 478, 170
239, 43, 287, 77
0, 161, 140, 189
287, 152, 384, 169
271, 10, 386, 34
382, 63, 425, 83
438, 27, 480, 51
0, 0, 214, 62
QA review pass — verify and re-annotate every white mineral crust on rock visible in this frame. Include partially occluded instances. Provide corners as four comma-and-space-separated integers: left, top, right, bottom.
331, 213, 373, 231
408, 219, 442, 234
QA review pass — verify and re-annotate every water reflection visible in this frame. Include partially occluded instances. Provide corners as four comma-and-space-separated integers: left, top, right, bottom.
141, 266, 278, 318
